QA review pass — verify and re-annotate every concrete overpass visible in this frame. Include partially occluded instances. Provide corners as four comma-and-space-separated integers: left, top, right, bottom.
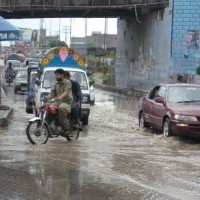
0, 0, 169, 18
0, 0, 171, 92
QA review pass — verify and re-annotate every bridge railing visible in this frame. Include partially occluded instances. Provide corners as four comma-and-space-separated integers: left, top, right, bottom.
0, 0, 169, 9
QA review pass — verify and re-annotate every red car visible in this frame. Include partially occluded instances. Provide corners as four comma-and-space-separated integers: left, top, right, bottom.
138, 83, 200, 137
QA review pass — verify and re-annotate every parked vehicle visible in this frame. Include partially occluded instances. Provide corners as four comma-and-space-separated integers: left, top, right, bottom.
86, 71, 95, 105
6, 60, 23, 73
23, 58, 38, 67
14, 68, 28, 94
138, 83, 200, 137
26, 99, 79, 145
88, 76, 95, 105
28, 61, 39, 68
26, 65, 38, 114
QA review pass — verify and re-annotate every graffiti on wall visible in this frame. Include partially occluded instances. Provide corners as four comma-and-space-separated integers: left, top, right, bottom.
133, 46, 156, 70
186, 30, 200, 50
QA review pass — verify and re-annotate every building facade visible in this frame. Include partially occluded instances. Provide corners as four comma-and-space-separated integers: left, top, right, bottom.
171, 0, 200, 82
116, 0, 200, 91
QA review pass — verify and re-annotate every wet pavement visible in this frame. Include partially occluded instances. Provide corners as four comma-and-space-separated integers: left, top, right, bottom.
0, 83, 200, 200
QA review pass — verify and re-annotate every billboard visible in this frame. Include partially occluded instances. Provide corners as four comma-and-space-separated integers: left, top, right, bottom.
20, 28, 38, 47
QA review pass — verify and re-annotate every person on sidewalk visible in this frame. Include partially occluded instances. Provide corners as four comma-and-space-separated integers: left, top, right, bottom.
46, 68, 73, 131
65, 71, 82, 128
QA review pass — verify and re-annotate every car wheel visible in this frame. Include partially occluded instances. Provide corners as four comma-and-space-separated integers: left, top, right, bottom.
162, 118, 172, 137
14, 89, 17, 94
139, 112, 147, 128
90, 99, 95, 105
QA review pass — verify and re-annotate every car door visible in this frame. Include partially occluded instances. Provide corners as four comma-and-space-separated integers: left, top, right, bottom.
143, 86, 161, 125
151, 86, 167, 129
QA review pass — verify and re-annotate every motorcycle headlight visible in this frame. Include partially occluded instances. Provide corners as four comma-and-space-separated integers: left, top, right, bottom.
175, 115, 198, 121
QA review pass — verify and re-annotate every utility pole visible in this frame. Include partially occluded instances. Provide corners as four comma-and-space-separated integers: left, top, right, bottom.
63, 25, 71, 45
59, 18, 61, 41
50, 18, 52, 37
85, 18, 87, 50
40, 18, 44, 51
104, 18, 108, 52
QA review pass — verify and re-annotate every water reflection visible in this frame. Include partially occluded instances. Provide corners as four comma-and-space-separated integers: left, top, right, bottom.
95, 88, 138, 112
27, 147, 81, 199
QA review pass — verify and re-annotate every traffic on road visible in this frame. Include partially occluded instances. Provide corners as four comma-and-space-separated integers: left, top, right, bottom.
0, 77, 200, 199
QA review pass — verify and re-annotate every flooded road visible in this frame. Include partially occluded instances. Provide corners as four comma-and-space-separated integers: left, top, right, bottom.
0, 84, 200, 200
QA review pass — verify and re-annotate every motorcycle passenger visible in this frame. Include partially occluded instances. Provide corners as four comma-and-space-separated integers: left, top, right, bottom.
5, 63, 14, 79
65, 71, 82, 128
46, 68, 73, 132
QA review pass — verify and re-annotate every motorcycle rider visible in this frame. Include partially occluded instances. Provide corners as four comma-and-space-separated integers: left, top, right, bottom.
46, 68, 73, 132
65, 71, 82, 128
5, 63, 14, 79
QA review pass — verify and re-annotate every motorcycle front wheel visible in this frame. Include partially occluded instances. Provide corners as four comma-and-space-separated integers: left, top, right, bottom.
26, 120, 49, 145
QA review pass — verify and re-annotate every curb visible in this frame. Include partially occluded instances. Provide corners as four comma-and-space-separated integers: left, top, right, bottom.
0, 85, 13, 127
0, 107, 13, 127
94, 83, 128, 94
94, 83, 148, 98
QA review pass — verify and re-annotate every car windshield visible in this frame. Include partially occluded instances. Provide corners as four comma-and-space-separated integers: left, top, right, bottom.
168, 86, 200, 103
16, 70, 27, 78
42, 70, 88, 90
8, 62, 21, 68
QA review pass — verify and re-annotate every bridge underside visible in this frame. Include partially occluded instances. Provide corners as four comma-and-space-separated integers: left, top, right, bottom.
0, 0, 169, 19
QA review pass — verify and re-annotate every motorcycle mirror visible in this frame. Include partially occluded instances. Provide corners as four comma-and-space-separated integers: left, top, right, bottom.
86, 70, 93, 76
89, 80, 95, 86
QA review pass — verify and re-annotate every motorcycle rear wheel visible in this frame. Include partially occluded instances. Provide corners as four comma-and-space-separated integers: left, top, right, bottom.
26, 120, 49, 145
66, 127, 80, 142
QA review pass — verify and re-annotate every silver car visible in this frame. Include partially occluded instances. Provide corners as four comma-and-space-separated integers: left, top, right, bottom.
14, 68, 28, 94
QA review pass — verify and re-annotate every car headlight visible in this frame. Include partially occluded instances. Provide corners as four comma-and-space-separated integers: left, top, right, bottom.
175, 115, 198, 121
89, 88, 94, 93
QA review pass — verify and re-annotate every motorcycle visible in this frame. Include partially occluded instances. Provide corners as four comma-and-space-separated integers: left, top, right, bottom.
5, 71, 16, 86
26, 99, 80, 144
6, 73, 14, 86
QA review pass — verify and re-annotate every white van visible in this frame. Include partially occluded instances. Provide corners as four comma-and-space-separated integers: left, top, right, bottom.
6, 60, 23, 72
33, 46, 91, 125
34, 67, 91, 125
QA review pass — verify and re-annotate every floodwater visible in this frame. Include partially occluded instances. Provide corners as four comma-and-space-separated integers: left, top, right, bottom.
0, 85, 200, 200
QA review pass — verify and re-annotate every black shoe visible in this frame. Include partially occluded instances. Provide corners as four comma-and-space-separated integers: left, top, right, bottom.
60, 125, 70, 137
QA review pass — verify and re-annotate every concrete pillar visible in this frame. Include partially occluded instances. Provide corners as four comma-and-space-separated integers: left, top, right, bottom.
116, 6, 172, 91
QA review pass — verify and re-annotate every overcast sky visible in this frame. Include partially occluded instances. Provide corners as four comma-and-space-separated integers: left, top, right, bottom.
2, 18, 117, 46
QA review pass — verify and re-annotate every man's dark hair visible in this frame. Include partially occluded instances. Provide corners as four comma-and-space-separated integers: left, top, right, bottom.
54, 68, 65, 75
65, 71, 70, 77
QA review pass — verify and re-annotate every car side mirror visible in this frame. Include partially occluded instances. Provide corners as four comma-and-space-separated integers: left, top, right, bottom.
89, 80, 95, 86
155, 97, 165, 104
86, 70, 93, 76
35, 79, 40, 86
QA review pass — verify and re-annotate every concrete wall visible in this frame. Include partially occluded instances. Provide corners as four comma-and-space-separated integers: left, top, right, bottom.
116, 6, 172, 91
171, 0, 200, 79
